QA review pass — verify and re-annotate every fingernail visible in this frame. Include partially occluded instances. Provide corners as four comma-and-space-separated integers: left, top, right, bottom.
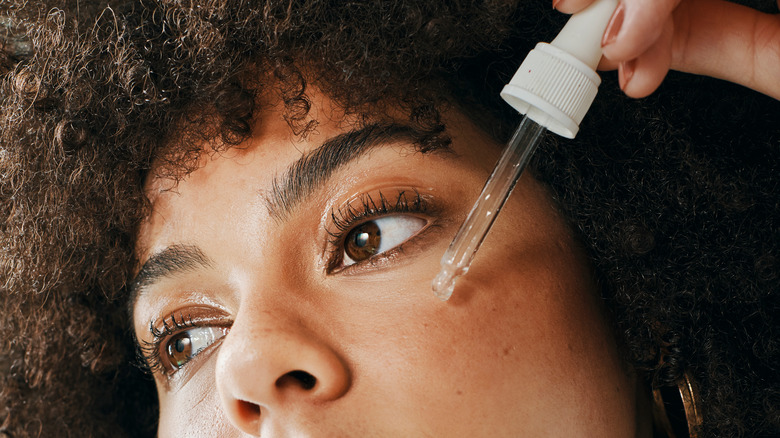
619, 60, 635, 91
601, 2, 625, 47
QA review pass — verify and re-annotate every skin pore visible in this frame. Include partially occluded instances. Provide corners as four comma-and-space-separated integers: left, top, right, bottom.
131, 91, 653, 437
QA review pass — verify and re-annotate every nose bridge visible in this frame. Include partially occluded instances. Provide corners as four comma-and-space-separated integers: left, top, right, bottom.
215, 286, 351, 434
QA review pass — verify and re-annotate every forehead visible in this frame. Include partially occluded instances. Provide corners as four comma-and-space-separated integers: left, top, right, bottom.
138, 89, 356, 251
138, 128, 293, 262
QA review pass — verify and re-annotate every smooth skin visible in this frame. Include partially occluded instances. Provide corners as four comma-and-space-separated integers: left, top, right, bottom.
132, 92, 654, 437
557, 0, 780, 99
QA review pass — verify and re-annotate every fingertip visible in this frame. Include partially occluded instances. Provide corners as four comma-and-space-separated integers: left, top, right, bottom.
553, 0, 594, 14
618, 60, 635, 92
618, 30, 673, 98
601, 2, 625, 48
601, 0, 680, 62
621, 76, 661, 98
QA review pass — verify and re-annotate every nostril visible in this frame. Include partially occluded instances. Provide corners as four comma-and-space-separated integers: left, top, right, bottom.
236, 399, 261, 423
276, 370, 317, 390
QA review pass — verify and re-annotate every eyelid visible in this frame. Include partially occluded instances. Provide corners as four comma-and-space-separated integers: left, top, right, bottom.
328, 187, 430, 231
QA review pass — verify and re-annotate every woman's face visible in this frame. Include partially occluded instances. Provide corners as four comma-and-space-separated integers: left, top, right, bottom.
132, 92, 651, 437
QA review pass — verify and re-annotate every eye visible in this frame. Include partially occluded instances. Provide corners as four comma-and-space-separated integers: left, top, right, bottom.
164, 326, 228, 370
342, 215, 426, 266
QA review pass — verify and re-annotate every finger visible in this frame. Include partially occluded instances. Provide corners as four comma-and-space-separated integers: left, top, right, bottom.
597, 56, 619, 71
619, 18, 674, 97
554, 0, 595, 14
601, 0, 682, 62
672, 0, 780, 100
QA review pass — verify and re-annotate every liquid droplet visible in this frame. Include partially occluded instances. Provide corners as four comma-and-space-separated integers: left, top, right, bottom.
432, 268, 458, 301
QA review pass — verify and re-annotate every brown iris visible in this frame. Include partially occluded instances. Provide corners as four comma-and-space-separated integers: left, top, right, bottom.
344, 221, 382, 262
166, 332, 193, 369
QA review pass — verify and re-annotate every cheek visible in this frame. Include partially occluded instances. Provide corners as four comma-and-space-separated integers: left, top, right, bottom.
471, 191, 605, 369
421, 239, 599, 392
157, 361, 236, 437
331, 177, 632, 433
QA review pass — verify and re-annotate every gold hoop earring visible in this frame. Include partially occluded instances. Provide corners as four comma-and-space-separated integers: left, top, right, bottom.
652, 372, 703, 438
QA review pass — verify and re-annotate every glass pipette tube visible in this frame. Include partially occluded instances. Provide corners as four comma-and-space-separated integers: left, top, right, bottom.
431, 115, 546, 300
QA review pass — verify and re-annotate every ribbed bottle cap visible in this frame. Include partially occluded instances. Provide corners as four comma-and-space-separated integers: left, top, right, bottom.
500, 43, 600, 139
500, 0, 617, 139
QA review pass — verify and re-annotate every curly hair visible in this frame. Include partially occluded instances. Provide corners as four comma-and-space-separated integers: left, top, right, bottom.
1, 0, 778, 436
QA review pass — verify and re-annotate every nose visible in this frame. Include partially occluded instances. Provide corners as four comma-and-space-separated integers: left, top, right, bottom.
215, 307, 351, 435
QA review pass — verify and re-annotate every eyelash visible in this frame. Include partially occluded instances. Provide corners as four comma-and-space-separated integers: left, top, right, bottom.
326, 189, 429, 272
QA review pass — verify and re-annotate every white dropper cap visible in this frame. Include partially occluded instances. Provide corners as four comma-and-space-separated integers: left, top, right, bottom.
500, 0, 618, 138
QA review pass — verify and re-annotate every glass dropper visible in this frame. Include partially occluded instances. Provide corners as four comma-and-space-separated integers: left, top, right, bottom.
431, 0, 618, 301
431, 116, 545, 300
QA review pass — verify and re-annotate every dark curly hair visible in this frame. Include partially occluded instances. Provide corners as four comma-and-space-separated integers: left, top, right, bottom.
1, 0, 778, 436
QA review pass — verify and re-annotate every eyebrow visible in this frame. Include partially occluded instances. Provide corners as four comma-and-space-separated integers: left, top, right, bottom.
265, 122, 450, 221
129, 244, 213, 309
129, 122, 450, 308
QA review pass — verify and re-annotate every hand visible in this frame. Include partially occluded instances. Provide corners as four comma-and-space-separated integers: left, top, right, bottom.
555, 0, 780, 99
